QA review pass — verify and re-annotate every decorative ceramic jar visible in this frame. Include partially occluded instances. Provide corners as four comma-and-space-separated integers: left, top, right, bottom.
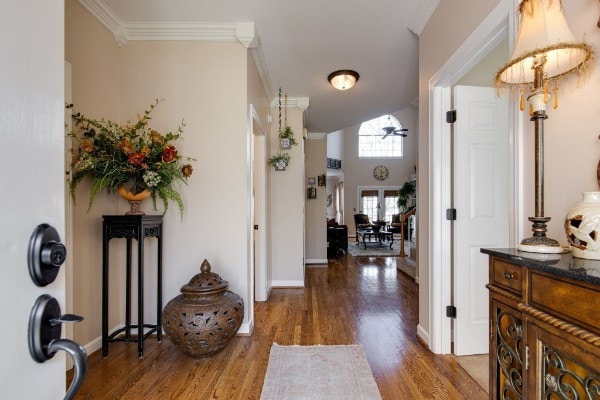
162, 259, 244, 357
565, 192, 600, 259
274, 160, 287, 171
280, 138, 291, 149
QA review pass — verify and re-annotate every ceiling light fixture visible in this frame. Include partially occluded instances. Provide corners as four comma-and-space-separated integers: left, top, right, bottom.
495, 0, 593, 253
328, 70, 359, 90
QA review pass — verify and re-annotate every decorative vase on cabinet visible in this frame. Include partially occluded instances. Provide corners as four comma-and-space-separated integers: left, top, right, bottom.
565, 192, 600, 259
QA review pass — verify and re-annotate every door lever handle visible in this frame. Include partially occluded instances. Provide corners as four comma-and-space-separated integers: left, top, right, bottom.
28, 295, 87, 400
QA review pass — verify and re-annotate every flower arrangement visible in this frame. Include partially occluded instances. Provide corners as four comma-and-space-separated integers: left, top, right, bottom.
67, 99, 194, 217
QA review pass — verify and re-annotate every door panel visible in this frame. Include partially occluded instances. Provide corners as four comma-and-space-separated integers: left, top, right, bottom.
453, 85, 509, 355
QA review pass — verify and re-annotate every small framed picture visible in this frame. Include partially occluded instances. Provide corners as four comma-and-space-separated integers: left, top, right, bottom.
317, 174, 326, 187
308, 177, 316, 185
307, 187, 317, 199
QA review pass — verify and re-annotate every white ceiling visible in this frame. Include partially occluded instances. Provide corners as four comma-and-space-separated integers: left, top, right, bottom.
83, 0, 439, 133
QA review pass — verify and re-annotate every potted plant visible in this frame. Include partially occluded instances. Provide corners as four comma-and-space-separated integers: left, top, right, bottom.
267, 152, 291, 171
67, 99, 194, 218
279, 126, 297, 149
397, 180, 415, 212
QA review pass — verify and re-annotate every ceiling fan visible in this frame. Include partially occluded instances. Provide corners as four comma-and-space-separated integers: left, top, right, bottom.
381, 115, 408, 139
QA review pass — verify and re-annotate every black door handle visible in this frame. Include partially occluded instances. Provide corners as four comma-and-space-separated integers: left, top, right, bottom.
28, 295, 87, 400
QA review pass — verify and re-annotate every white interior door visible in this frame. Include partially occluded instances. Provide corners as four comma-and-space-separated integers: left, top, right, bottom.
453, 85, 509, 355
1, 0, 67, 397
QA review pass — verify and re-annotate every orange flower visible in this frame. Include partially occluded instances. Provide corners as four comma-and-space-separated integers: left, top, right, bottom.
120, 139, 134, 155
162, 145, 178, 163
128, 152, 146, 166
81, 139, 94, 153
182, 164, 193, 178
150, 130, 164, 144
141, 146, 150, 156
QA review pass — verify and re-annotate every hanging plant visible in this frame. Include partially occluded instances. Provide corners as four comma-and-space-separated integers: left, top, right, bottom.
278, 88, 297, 149
267, 152, 291, 171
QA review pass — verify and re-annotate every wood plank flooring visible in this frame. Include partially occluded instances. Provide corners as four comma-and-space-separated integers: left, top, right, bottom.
69, 255, 487, 399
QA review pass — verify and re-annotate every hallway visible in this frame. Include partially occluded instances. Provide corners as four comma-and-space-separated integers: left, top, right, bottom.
70, 256, 486, 399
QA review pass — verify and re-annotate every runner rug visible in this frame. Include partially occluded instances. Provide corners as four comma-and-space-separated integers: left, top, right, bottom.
260, 344, 382, 400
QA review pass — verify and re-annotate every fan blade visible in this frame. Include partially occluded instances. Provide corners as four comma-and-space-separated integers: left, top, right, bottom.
381, 132, 391, 139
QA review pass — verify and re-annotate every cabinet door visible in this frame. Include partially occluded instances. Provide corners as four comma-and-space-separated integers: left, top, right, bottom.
527, 323, 600, 399
491, 299, 525, 399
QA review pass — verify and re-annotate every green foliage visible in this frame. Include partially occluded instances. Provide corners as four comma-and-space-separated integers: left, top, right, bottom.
66, 99, 194, 219
397, 180, 415, 212
267, 152, 291, 167
278, 126, 297, 146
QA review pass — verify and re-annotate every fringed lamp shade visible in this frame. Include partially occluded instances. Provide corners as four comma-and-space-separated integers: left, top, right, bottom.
495, 0, 593, 110
495, 0, 594, 253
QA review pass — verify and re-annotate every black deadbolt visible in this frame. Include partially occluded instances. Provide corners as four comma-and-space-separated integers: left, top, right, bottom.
28, 224, 67, 286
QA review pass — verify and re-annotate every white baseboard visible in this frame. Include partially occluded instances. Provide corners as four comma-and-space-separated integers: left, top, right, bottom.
237, 320, 253, 336
271, 280, 305, 288
305, 259, 328, 265
83, 323, 126, 358
417, 324, 429, 349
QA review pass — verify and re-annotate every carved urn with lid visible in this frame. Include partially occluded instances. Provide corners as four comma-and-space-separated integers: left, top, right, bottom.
162, 259, 244, 357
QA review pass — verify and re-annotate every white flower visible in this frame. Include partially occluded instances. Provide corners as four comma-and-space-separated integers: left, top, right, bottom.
143, 170, 161, 188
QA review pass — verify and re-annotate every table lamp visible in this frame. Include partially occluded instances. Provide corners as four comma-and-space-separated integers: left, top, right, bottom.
495, 0, 594, 253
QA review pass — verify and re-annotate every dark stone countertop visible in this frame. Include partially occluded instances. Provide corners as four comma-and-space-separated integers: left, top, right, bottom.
480, 248, 600, 287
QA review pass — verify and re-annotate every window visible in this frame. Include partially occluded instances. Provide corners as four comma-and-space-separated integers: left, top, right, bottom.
359, 188, 399, 222
358, 115, 403, 158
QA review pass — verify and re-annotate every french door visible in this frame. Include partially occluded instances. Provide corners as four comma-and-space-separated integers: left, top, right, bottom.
358, 188, 399, 223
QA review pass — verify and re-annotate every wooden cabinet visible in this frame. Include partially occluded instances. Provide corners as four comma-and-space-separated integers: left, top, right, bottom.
482, 249, 600, 400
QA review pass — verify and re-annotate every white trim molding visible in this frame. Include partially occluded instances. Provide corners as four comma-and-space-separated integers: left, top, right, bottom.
270, 280, 305, 288
307, 132, 327, 140
407, 0, 441, 36
305, 259, 328, 265
77, 0, 274, 103
270, 97, 310, 111
427, 0, 519, 354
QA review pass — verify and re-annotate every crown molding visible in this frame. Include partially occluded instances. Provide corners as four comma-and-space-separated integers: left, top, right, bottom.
270, 97, 310, 112
307, 132, 327, 140
407, 0, 440, 36
77, 0, 274, 107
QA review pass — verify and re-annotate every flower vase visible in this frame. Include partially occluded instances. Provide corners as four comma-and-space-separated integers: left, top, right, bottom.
274, 160, 287, 171
565, 192, 600, 259
118, 186, 151, 215
280, 138, 291, 149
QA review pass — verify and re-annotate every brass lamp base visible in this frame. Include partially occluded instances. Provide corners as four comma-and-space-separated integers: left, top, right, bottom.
517, 216, 566, 254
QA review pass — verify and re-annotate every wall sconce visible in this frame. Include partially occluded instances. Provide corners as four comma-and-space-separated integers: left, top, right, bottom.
327, 70, 359, 91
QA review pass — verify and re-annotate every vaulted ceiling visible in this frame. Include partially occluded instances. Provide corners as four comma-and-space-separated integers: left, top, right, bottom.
79, 0, 439, 133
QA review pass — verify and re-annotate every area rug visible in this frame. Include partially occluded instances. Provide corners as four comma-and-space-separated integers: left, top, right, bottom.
453, 354, 489, 392
260, 344, 382, 400
347, 237, 403, 257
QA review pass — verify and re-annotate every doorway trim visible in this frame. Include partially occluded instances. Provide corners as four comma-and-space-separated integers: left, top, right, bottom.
249, 104, 268, 303
427, 0, 522, 354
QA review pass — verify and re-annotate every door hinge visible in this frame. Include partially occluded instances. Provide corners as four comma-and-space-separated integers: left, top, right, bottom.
446, 305, 457, 318
525, 345, 530, 370
446, 110, 457, 123
446, 208, 457, 220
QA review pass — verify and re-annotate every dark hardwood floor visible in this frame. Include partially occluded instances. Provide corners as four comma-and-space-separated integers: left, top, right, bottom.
69, 255, 486, 399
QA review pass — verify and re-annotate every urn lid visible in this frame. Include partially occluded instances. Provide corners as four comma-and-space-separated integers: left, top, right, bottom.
181, 259, 229, 295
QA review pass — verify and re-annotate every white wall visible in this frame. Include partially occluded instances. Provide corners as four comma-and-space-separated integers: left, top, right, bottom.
341, 107, 418, 236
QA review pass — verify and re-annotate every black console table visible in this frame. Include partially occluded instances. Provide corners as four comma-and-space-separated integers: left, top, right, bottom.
102, 215, 163, 357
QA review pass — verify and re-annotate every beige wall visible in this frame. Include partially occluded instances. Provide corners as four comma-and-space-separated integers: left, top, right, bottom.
456, 38, 508, 87
304, 138, 328, 262
269, 106, 306, 286
341, 107, 418, 237
66, 0, 122, 344
418, 0, 600, 343
66, 0, 270, 346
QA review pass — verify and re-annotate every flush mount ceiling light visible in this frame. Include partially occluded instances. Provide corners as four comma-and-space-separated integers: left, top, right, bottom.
327, 70, 359, 90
